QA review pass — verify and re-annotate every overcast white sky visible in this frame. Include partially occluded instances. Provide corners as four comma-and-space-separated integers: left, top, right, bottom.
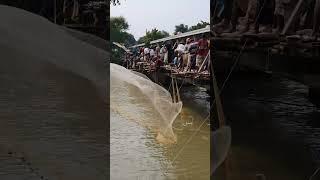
110, 0, 210, 40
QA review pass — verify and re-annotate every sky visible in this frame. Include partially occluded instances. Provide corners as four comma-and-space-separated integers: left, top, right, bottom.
110, 0, 210, 40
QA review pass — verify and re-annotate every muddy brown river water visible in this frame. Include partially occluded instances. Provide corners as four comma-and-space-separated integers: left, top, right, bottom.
110, 83, 211, 180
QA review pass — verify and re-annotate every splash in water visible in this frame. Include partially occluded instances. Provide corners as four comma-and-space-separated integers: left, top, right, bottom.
110, 63, 182, 143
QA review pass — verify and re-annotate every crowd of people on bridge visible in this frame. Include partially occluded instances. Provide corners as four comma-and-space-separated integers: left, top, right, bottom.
123, 34, 210, 73
212, 0, 320, 39
63, 0, 107, 26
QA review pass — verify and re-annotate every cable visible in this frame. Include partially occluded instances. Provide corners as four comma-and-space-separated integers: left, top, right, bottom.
309, 167, 320, 180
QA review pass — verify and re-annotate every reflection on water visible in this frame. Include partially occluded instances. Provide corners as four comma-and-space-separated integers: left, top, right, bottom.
110, 78, 210, 179
213, 73, 319, 180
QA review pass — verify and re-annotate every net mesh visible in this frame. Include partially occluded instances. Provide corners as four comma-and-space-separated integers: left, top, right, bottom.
110, 63, 183, 143
211, 126, 232, 174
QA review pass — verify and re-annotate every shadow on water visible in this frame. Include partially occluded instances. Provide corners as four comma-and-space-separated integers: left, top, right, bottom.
213, 72, 319, 180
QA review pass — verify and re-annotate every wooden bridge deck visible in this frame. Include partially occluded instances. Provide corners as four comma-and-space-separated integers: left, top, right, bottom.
129, 62, 211, 90
212, 33, 320, 58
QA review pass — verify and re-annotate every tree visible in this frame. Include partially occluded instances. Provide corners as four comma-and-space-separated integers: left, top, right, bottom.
137, 28, 169, 44
110, 16, 136, 46
174, 24, 189, 34
189, 21, 209, 31
110, 16, 129, 31
110, 16, 136, 64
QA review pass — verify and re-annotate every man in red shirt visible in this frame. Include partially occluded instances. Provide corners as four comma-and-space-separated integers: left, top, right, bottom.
196, 34, 209, 70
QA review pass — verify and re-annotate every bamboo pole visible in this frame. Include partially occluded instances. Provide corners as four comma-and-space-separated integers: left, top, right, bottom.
175, 78, 181, 102
281, 0, 304, 35
211, 64, 225, 125
172, 77, 176, 103
54, 0, 57, 24
198, 50, 211, 73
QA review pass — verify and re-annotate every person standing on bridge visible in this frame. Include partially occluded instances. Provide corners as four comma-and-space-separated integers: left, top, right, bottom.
160, 44, 168, 64
144, 47, 150, 62
196, 34, 209, 71
185, 38, 192, 72
313, 0, 320, 38
175, 40, 185, 70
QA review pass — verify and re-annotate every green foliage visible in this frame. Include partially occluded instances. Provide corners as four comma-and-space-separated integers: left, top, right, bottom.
110, 16, 136, 46
174, 21, 209, 35
174, 24, 189, 34
110, 16, 129, 31
189, 21, 209, 31
110, 16, 136, 64
137, 28, 169, 44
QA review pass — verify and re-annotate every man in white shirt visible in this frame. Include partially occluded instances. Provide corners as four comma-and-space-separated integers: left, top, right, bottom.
150, 48, 155, 58
143, 47, 150, 62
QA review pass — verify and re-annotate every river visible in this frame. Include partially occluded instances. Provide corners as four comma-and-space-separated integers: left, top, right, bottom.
213, 72, 320, 180
110, 75, 211, 180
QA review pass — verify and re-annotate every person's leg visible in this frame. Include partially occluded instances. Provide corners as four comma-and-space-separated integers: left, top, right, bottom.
248, 0, 258, 25
215, 0, 234, 27
195, 55, 199, 70
230, 0, 241, 32
196, 56, 204, 70
186, 54, 191, 71
240, 0, 258, 33
259, 0, 275, 33
224, 0, 234, 20
274, 0, 285, 33
313, 0, 320, 37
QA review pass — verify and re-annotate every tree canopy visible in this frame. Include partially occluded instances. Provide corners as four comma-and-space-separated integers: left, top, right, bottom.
110, 16, 136, 64
174, 24, 189, 34
174, 21, 209, 34
189, 21, 210, 31
137, 28, 169, 44
110, 16, 136, 46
